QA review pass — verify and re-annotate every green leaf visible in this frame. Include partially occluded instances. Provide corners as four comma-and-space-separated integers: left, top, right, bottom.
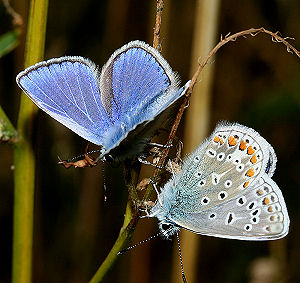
0, 30, 19, 58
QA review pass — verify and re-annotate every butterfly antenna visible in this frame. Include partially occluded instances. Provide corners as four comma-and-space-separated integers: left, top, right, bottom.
149, 178, 163, 206
169, 160, 177, 187
176, 232, 188, 283
62, 149, 103, 163
101, 160, 107, 201
118, 232, 160, 255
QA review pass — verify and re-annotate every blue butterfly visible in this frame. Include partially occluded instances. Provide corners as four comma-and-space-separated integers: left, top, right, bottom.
16, 41, 190, 161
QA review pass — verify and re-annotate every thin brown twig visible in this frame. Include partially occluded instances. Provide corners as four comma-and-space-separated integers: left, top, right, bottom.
152, 27, 299, 178
153, 0, 164, 50
2, 0, 23, 27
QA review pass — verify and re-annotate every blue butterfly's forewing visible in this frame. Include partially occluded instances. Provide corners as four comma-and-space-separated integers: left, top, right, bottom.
96, 41, 188, 156
100, 41, 180, 126
17, 57, 112, 146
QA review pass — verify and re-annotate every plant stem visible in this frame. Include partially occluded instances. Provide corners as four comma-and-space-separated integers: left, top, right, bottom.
89, 161, 141, 283
0, 105, 17, 143
88, 200, 137, 283
12, 0, 48, 283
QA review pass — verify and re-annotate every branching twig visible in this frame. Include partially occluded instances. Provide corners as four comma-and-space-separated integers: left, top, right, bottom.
152, 27, 299, 177
2, 0, 23, 27
153, 0, 164, 50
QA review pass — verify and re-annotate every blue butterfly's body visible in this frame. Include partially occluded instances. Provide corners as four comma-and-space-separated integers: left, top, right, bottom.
16, 41, 190, 161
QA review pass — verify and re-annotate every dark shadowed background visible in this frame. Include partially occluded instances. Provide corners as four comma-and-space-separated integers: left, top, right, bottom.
0, 0, 299, 282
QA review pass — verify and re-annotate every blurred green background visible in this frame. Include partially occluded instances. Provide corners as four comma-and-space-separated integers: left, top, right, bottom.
0, 0, 299, 282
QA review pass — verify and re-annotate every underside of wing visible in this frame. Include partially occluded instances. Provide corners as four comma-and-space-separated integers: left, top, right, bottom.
170, 175, 289, 240
174, 122, 277, 212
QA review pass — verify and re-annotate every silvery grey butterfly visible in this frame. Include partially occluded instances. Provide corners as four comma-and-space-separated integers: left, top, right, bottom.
149, 122, 289, 241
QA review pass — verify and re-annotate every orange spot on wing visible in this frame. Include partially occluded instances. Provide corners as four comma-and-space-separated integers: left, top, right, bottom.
220, 139, 224, 145
239, 140, 247, 150
257, 189, 263, 195
246, 168, 255, 177
213, 136, 221, 143
243, 181, 249, 188
270, 215, 275, 221
268, 206, 273, 212
250, 155, 257, 164
228, 136, 237, 146
247, 146, 255, 155
263, 197, 270, 205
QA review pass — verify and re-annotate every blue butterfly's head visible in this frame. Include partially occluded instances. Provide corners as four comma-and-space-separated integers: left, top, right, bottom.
101, 154, 121, 167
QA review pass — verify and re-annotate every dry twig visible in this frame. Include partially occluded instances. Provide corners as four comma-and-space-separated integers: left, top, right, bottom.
153, 27, 299, 178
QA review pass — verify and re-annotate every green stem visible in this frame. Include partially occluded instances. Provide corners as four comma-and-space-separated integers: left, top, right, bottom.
88, 200, 137, 283
89, 161, 141, 283
12, 0, 48, 283
0, 105, 17, 143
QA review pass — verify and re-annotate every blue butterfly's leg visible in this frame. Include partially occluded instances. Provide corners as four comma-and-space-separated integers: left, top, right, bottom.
137, 156, 164, 169
148, 142, 173, 148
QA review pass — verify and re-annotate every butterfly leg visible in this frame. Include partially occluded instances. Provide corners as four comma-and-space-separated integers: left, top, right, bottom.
139, 201, 155, 218
137, 156, 164, 169
147, 142, 173, 148
138, 141, 173, 168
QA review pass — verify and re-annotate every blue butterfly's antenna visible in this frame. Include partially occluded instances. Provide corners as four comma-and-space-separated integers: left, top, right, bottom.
117, 232, 160, 255
101, 160, 107, 201
176, 232, 188, 283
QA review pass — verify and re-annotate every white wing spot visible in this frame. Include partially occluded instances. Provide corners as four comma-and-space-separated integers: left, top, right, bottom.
194, 171, 202, 178
193, 156, 200, 163
208, 213, 217, 220
264, 185, 271, 193
226, 154, 232, 161
206, 149, 216, 158
251, 216, 260, 224
251, 208, 261, 217
244, 224, 253, 231
217, 152, 225, 161
201, 196, 210, 205
225, 212, 237, 225
212, 173, 223, 185
270, 193, 278, 203
243, 135, 253, 144
236, 196, 246, 206
218, 191, 228, 200
224, 180, 232, 188
236, 163, 245, 172
197, 179, 206, 187
247, 201, 257, 210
